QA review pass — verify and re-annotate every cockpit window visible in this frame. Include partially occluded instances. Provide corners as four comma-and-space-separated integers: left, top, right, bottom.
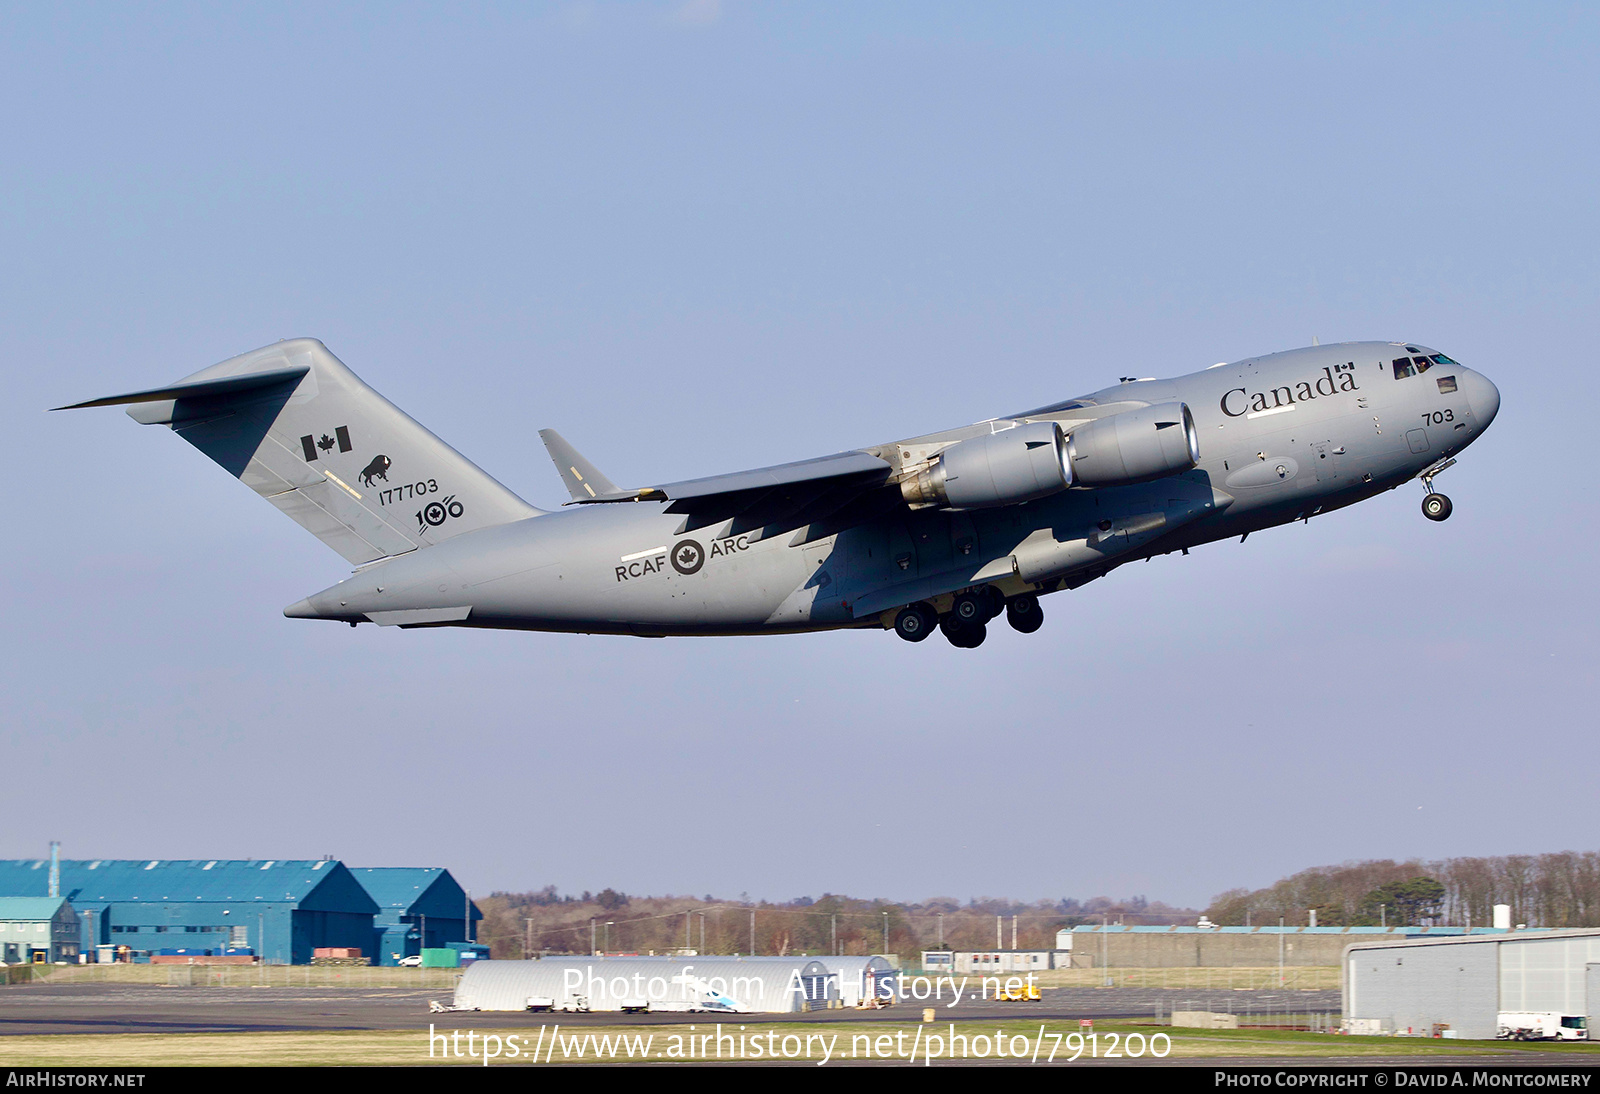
1393, 357, 1416, 379
1429, 354, 1459, 366
1436, 375, 1458, 394
1412, 356, 1432, 374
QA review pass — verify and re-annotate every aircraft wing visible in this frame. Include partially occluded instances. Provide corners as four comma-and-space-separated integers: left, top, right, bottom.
650, 450, 894, 536
544, 434, 895, 540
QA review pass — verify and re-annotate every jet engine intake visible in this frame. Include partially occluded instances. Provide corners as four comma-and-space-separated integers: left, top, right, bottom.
1065, 402, 1200, 486
900, 421, 1071, 510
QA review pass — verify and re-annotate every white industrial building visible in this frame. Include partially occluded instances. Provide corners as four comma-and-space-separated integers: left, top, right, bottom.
943, 950, 1069, 974
1343, 929, 1600, 1039
455, 955, 898, 1013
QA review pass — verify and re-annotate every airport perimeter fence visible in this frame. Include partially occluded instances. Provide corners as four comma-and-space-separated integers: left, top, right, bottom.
21, 963, 465, 989
1027, 966, 1340, 991
1157, 998, 1341, 1033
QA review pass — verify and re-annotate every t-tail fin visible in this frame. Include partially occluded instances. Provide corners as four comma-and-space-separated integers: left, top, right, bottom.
57, 339, 541, 564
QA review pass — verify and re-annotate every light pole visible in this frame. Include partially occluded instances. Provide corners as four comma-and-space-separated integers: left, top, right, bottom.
604, 921, 613, 954
882, 912, 889, 956
1101, 914, 1110, 987
1278, 917, 1285, 987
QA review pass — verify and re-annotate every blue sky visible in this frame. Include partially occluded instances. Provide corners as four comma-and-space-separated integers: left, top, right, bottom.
3, 2, 1595, 909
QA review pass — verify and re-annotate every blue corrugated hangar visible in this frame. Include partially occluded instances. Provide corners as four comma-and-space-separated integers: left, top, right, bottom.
349, 867, 481, 965
0, 858, 378, 965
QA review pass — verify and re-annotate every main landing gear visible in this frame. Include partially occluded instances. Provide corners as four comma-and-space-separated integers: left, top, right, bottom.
1418, 456, 1458, 523
894, 587, 1045, 648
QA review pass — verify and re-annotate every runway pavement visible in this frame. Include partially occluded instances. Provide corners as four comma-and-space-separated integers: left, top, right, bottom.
0, 982, 1342, 1035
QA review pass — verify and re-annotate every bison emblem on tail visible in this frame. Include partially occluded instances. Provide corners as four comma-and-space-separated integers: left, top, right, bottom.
359, 454, 391, 487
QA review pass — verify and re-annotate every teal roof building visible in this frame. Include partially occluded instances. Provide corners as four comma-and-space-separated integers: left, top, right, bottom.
0, 859, 378, 965
349, 868, 481, 966
0, 896, 79, 965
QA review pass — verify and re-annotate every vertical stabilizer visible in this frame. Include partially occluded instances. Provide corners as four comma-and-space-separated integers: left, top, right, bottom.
58, 339, 542, 564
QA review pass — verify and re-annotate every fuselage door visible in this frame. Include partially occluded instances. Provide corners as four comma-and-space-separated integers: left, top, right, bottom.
1310, 440, 1345, 483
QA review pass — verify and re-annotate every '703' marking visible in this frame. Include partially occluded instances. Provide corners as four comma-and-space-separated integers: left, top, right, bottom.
380, 480, 438, 505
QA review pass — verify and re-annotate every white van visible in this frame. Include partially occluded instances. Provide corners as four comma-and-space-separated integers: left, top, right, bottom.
1496, 1012, 1588, 1041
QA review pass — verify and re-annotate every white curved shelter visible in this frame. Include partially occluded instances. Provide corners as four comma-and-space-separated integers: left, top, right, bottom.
455, 957, 830, 1013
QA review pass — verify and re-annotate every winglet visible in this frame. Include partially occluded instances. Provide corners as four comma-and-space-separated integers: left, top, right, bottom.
538, 428, 627, 503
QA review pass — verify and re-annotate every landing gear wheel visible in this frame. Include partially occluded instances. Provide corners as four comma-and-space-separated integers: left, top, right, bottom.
940, 614, 987, 648
950, 591, 986, 626
894, 604, 935, 643
1422, 493, 1453, 522
1006, 594, 1044, 634
980, 585, 1006, 622
941, 619, 987, 648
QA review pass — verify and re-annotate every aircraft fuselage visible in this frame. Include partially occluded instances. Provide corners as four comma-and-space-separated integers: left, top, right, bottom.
286, 341, 1499, 639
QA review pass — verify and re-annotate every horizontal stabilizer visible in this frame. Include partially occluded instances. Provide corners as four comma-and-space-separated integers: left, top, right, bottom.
365, 606, 473, 627
51, 366, 311, 411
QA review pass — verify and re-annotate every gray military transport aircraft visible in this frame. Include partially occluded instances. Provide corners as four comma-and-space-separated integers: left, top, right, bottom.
58, 338, 1499, 648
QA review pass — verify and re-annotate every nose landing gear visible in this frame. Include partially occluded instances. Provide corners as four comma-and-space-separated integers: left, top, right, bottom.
1418, 456, 1458, 522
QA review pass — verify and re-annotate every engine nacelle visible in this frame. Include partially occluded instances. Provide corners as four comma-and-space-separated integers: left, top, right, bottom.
1065, 402, 1199, 486
900, 421, 1071, 509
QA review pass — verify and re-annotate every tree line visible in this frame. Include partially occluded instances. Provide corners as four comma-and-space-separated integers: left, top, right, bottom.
475, 890, 1195, 960
1205, 851, 1600, 929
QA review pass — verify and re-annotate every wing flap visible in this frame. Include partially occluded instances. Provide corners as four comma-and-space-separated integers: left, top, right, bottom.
659, 451, 890, 506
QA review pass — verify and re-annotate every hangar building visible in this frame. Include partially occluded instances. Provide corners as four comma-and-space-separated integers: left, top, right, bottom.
0, 858, 378, 965
0, 897, 80, 965
1343, 929, 1600, 1038
349, 867, 481, 966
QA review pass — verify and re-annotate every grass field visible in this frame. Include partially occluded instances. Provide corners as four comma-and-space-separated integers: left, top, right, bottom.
2, 1020, 1596, 1066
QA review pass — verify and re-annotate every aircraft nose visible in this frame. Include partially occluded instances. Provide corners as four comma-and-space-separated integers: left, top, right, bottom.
1463, 370, 1500, 429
